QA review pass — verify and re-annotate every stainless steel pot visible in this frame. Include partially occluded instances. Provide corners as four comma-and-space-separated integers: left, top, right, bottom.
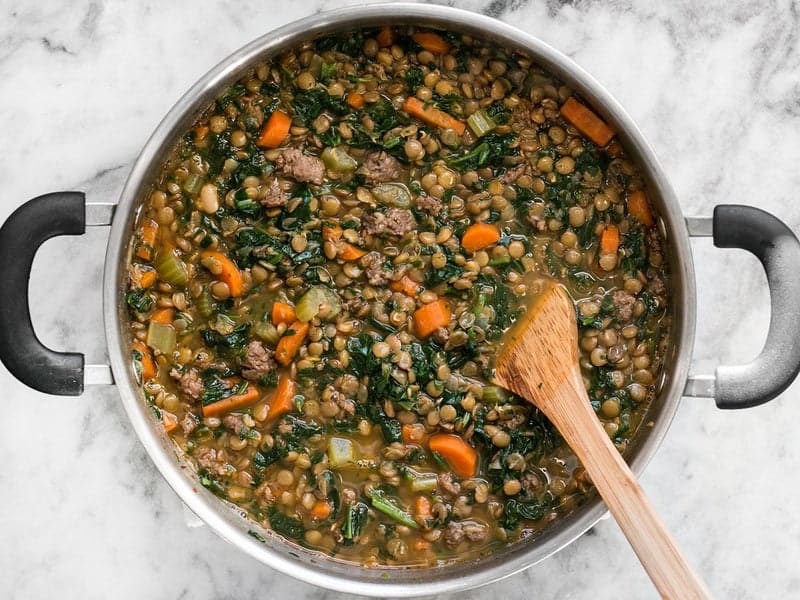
1, 4, 799, 597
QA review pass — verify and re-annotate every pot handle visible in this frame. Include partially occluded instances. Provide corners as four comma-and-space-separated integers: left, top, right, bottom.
0, 192, 115, 395
685, 204, 800, 408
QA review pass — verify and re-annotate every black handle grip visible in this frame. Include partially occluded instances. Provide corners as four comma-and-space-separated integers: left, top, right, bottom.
0, 192, 86, 395
713, 204, 800, 408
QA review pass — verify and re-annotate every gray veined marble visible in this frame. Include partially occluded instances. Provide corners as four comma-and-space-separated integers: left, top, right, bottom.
1, 1, 800, 598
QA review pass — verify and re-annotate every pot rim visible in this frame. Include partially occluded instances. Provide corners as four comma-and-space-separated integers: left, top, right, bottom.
103, 4, 696, 596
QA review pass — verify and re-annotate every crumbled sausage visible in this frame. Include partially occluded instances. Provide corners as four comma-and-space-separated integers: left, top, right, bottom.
255, 481, 275, 505
361, 251, 390, 286
260, 177, 287, 208
613, 290, 636, 321
443, 521, 465, 547
342, 488, 357, 504
241, 341, 276, 381
360, 151, 404, 184
180, 412, 198, 435
648, 275, 666, 298
415, 194, 443, 216
194, 447, 232, 477
362, 208, 416, 238
432, 327, 450, 346
276, 148, 325, 185
344, 295, 369, 317
521, 472, 543, 495
223, 414, 245, 435
462, 521, 488, 542
170, 368, 204, 400
499, 163, 529, 184
439, 472, 461, 496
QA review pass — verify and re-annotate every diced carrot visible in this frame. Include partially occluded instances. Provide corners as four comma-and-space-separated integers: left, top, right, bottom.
150, 308, 174, 324
376, 26, 395, 48
413, 299, 451, 338
600, 224, 620, 255
402, 423, 428, 445
267, 374, 298, 421
560, 97, 615, 147
346, 92, 365, 109
132, 340, 157, 380
202, 383, 261, 418
414, 495, 433, 521
275, 320, 310, 366
412, 537, 432, 552
627, 190, 655, 228
411, 32, 450, 54
136, 219, 159, 261
391, 275, 421, 298
194, 125, 209, 143
200, 250, 244, 297
271, 302, 297, 325
322, 224, 343, 242
139, 270, 157, 289
256, 110, 292, 148
402, 97, 466, 136
310, 500, 333, 520
428, 433, 477, 478
461, 223, 501, 253
339, 243, 366, 261
162, 411, 179, 434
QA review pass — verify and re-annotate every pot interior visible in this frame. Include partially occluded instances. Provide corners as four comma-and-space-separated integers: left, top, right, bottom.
104, 4, 695, 596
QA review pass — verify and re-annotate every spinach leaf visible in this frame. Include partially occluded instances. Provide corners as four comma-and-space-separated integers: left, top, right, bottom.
126, 289, 153, 313
291, 89, 349, 126
201, 323, 250, 349
268, 505, 305, 541
448, 132, 518, 171
343, 501, 369, 544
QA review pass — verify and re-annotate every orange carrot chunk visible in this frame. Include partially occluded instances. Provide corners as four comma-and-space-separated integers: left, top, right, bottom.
194, 125, 209, 144
414, 495, 433, 521
627, 190, 655, 228
411, 32, 451, 54
310, 500, 333, 520
139, 270, 157, 289
401, 423, 428, 445
202, 383, 261, 418
402, 97, 466, 136
428, 433, 478, 478
376, 26, 395, 48
322, 224, 343, 242
413, 299, 451, 338
256, 110, 292, 148
200, 251, 244, 298
162, 411, 179, 434
600, 224, 620, 255
461, 223, 501, 253
268, 374, 298, 421
346, 92, 365, 109
271, 302, 297, 325
150, 307, 174, 324
132, 340, 157, 380
560, 97, 615, 147
391, 275, 421, 298
339, 242, 366, 261
275, 320, 310, 365
136, 219, 159, 261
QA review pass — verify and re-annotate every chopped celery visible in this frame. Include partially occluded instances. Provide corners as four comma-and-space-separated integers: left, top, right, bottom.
146, 321, 176, 355
321, 147, 358, 172
196, 288, 215, 318
183, 173, 203, 195
371, 183, 411, 208
254, 321, 280, 345
327, 437, 356, 468
295, 285, 341, 322
467, 109, 497, 138
483, 385, 509, 404
154, 249, 188, 287
367, 488, 419, 529
408, 470, 438, 492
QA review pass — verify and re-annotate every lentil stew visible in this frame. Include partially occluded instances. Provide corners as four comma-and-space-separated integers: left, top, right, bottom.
126, 26, 670, 567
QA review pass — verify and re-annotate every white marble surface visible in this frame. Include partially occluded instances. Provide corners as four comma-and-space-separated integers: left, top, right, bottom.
1, 1, 800, 598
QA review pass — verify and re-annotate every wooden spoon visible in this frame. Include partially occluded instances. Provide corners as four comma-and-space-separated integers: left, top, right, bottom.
494, 283, 711, 599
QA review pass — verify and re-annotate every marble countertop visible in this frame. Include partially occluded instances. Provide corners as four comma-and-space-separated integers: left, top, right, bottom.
2, 1, 800, 598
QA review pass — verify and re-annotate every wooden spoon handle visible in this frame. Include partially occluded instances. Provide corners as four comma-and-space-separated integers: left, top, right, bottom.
547, 381, 712, 599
